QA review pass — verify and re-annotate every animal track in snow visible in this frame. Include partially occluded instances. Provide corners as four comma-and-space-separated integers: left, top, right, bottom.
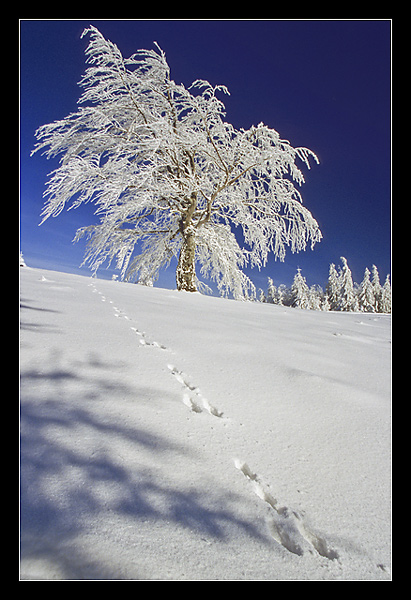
89, 283, 169, 350
167, 364, 223, 418
234, 460, 339, 560
130, 327, 167, 350
112, 306, 130, 319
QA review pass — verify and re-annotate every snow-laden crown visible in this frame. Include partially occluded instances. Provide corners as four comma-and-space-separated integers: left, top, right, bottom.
32, 26, 322, 298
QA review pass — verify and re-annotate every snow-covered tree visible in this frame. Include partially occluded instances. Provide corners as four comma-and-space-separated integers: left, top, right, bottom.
308, 284, 323, 310
261, 259, 390, 313
357, 267, 375, 312
265, 277, 277, 304
380, 274, 391, 313
31, 26, 322, 299
277, 284, 288, 306
290, 267, 310, 309
371, 265, 382, 313
321, 293, 330, 311
339, 256, 358, 312
326, 263, 340, 311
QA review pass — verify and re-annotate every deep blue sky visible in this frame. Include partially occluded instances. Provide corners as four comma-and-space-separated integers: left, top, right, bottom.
20, 19, 391, 292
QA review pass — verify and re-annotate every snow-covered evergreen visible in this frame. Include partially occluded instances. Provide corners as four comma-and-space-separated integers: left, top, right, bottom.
308, 285, 324, 311
290, 268, 310, 309
380, 275, 391, 314
371, 265, 383, 313
339, 257, 358, 312
265, 277, 277, 304
326, 263, 341, 311
357, 268, 375, 312
261, 258, 391, 313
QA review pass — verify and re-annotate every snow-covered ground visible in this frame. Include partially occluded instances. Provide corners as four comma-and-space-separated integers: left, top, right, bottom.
20, 267, 391, 580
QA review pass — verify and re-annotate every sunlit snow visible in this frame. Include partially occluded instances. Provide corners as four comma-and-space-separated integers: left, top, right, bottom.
20, 267, 391, 580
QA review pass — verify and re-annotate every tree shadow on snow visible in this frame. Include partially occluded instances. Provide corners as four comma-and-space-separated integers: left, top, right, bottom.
20, 298, 63, 335
20, 351, 267, 579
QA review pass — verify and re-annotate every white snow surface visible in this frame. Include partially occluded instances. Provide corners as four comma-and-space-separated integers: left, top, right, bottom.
20, 267, 391, 580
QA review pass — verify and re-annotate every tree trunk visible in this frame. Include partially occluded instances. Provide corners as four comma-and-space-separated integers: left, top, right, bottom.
176, 230, 197, 292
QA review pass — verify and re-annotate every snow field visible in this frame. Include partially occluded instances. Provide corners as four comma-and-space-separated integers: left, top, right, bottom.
20, 268, 391, 580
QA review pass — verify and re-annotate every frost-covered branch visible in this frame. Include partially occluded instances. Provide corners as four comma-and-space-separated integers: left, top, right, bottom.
32, 26, 322, 299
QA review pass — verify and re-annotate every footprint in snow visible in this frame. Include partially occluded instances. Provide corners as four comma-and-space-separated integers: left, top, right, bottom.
167, 364, 223, 417
234, 459, 339, 560
131, 327, 167, 350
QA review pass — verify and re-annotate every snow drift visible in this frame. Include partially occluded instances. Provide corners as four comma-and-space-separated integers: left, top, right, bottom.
20, 267, 391, 580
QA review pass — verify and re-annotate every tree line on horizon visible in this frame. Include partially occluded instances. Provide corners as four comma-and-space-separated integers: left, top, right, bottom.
260, 256, 391, 313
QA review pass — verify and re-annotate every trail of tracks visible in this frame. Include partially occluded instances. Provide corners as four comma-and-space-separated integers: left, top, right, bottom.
88, 280, 345, 564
